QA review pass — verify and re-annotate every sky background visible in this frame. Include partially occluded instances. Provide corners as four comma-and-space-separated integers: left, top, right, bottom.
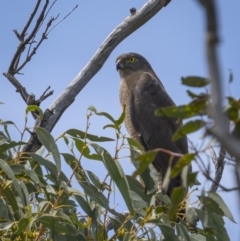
1, 0, 240, 240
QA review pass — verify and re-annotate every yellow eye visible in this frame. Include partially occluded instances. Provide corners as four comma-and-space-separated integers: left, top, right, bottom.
128, 57, 135, 63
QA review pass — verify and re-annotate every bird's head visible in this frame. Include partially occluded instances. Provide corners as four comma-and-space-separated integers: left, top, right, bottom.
116, 52, 152, 78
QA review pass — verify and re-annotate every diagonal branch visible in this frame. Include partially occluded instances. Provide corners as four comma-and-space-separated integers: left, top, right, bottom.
199, 0, 240, 161
21, 0, 171, 154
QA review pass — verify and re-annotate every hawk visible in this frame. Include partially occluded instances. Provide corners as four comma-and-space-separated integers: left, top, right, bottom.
116, 52, 189, 196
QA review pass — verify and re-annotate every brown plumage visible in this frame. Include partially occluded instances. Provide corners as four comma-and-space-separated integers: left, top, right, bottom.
116, 52, 189, 196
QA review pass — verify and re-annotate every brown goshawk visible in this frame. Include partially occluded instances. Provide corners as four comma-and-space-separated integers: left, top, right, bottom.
116, 52, 189, 196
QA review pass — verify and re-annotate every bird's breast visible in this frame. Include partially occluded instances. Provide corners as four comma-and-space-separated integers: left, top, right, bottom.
119, 78, 141, 142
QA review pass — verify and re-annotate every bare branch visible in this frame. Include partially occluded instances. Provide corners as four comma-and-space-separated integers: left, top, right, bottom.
3, 72, 29, 103
21, 0, 42, 39
15, 16, 57, 73
21, 0, 171, 153
2, 72, 53, 109
47, 4, 78, 36
8, 0, 50, 73
199, 0, 240, 160
209, 145, 226, 192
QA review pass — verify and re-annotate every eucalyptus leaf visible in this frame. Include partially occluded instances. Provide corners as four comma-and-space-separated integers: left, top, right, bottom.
173, 120, 205, 141
181, 76, 209, 87
36, 127, 61, 176
66, 128, 114, 142
91, 143, 133, 212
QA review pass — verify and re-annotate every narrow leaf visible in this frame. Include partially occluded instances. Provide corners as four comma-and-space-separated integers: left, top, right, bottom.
173, 120, 205, 141
208, 192, 235, 223
158, 224, 179, 241
0, 159, 27, 207
91, 143, 133, 212
36, 127, 61, 176
168, 187, 185, 220
26, 105, 43, 120
79, 181, 110, 210
132, 150, 158, 178
170, 153, 195, 178
181, 76, 209, 87
65, 129, 114, 142
37, 215, 78, 235
0, 141, 25, 153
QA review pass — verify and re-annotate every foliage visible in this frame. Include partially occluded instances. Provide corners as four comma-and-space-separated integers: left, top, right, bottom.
0, 76, 238, 241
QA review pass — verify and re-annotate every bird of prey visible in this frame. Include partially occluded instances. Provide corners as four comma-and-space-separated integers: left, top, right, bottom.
116, 52, 189, 196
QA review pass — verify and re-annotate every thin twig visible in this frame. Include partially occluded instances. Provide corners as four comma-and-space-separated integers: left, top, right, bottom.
21, 0, 42, 39
15, 16, 57, 74
47, 5, 78, 36
8, 0, 50, 73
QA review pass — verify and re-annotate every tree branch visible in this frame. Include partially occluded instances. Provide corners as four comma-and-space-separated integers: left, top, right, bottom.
209, 145, 226, 192
21, 0, 42, 39
20, 0, 171, 154
199, 0, 240, 160
8, 0, 50, 73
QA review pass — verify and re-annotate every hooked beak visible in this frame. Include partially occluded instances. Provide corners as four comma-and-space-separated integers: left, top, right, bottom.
116, 60, 124, 71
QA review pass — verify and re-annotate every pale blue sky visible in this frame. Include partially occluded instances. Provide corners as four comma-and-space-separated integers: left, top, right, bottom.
1, 1, 240, 240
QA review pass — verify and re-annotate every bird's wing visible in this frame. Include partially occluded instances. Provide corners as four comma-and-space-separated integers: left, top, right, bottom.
130, 72, 188, 194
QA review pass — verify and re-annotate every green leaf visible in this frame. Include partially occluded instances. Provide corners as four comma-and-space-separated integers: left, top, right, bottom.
29, 153, 58, 182
91, 143, 133, 212
208, 192, 235, 223
126, 175, 151, 204
156, 192, 171, 206
73, 194, 92, 217
170, 153, 195, 178
3, 186, 21, 220
176, 223, 191, 241
26, 105, 44, 120
86, 170, 102, 189
127, 137, 144, 152
168, 187, 185, 220
158, 224, 179, 241
36, 127, 61, 176
210, 213, 230, 241
173, 120, 205, 141
188, 172, 200, 187
73, 138, 101, 160
116, 104, 126, 126
37, 215, 78, 235
79, 181, 110, 210
198, 195, 224, 216
61, 153, 89, 183
0, 141, 25, 153
181, 76, 209, 87
155, 98, 207, 119
0, 198, 11, 221
0, 159, 27, 207
190, 234, 206, 241
65, 128, 114, 142
0, 120, 15, 125
186, 206, 198, 226
11, 217, 31, 240
91, 207, 102, 241
127, 138, 158, 194
132, 150, 158, 178
24, 170, 43, 187
0, 222, 14, 231
129, 190, 148, 209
